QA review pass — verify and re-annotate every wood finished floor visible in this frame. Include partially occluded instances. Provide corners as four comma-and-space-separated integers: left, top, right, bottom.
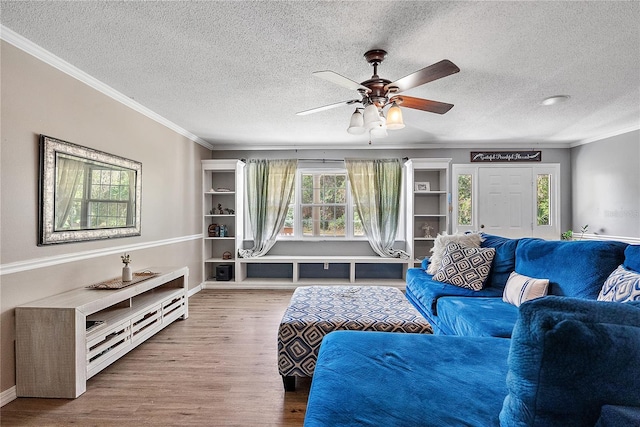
1, 290, 311, 427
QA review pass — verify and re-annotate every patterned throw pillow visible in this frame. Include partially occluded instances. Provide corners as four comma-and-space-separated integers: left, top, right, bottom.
598, 265, 640, 303
426, 232, 484, 275
503, 271, 549, 307
433, 242, 496, 291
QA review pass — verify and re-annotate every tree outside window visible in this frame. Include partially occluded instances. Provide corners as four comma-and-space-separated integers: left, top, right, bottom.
279, 170, 365, 238
537, 174, 550, 226
457, 174, 472, 226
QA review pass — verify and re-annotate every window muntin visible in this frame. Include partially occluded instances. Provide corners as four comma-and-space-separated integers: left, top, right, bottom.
55, 154, 135, 230
279, 169, 366, 239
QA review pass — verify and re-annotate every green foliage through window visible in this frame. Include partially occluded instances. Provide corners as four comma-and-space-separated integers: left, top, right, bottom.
537, 174, 550, 226
457, 174, 472, 226
281, 171, 364, 238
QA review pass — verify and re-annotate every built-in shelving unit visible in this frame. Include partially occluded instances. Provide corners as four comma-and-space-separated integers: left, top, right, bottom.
405, 158, 451, 265
15, 267, 188, 398
202, 159, 244, 286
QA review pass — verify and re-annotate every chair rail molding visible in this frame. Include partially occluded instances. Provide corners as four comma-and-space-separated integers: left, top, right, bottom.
0, 234, 202, 276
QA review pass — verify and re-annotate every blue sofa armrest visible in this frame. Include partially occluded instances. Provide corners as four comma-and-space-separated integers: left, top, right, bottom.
500, 297, 640, 426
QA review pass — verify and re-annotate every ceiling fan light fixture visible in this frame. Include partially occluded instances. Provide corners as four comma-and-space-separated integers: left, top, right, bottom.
363, 104, 383, 130
347, 109, 365, 134
386, 102, 405, 130
370, 113, 387, 138
370, 125, 388, 138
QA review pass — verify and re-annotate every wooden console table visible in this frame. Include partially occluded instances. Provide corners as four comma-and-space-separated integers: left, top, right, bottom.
15, 266, 189, 398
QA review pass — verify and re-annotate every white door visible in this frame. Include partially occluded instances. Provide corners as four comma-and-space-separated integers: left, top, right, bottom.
478, 168, 533, 238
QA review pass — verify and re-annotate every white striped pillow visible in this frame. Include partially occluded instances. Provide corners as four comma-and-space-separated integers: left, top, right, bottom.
503, 271, 549, 307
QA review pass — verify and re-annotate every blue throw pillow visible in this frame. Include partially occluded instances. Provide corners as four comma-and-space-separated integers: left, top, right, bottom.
623, 244, 640, 273
500, 296, 640, 426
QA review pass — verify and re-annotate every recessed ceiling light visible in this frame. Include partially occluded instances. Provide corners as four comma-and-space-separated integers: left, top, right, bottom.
541, 95, 571, 106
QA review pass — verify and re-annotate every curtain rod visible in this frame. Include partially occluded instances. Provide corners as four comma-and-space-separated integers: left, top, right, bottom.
240, 157, 409, 163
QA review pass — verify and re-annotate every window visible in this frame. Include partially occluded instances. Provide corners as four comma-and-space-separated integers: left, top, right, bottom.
57, 161, 135, 230
457, 174, 472, 226
536, 174, 550, 226
280, 169, 364, 239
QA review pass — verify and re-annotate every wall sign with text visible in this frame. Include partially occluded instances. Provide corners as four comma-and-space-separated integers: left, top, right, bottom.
470, 151, 542, 162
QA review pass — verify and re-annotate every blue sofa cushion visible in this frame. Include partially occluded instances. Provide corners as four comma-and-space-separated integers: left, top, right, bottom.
406, 269, 502, 317
437, 297, 519, 338
480, 233, 521, 290
514, 239, 628, 298
623, 244, 640, 273
500, 297, 640, 427
304, 330, 511, 427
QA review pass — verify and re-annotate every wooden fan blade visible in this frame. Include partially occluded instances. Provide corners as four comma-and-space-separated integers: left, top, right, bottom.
385, 60, 460, 93
391, 95, 454, 115
313, 71, 371, 93
296, 99, 360, 116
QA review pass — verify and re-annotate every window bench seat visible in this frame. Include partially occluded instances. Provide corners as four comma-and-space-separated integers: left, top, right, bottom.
232, 255, 409, 288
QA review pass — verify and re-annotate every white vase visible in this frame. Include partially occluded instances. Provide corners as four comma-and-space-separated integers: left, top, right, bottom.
122, 265, 132, 282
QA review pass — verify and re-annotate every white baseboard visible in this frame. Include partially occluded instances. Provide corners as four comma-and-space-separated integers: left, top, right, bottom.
188, 284, 203, 297
1, 386, 17, 407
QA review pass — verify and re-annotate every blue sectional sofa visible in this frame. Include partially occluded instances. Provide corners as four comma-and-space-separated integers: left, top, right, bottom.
405, 235, 629, 337
304, 240, 640, 426
304, 297, 640, 427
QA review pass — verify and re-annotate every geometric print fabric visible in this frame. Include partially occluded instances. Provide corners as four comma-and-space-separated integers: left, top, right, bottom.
598, 264, 640, 303
432, 242, 496, 291
278, 286, 433, 377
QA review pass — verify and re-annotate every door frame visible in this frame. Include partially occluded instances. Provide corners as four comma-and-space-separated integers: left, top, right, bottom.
452, 163, 561, 239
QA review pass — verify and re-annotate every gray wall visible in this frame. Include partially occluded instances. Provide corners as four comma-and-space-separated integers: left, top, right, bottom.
0, 41, 208, 393
215, 146, 573, 237
571, 130, 640, 238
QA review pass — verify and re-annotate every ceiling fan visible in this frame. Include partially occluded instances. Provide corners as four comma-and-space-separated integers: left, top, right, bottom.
296, 49, 460, 138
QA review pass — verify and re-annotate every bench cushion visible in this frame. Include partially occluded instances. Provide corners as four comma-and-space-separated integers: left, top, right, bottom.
304, 330, 511, 427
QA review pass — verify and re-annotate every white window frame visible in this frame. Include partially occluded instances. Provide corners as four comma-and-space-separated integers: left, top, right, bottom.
451, 163, 560, 239
279, 167, 366, 241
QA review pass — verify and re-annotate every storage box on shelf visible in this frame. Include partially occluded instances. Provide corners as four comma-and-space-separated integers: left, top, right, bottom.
202, 159, 244, 285
405, 159, 451, 266
15, 267, 188, 398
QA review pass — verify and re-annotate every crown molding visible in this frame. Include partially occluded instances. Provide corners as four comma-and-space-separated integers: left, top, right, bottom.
571, 125, 640, 148
0, 25, 213, 150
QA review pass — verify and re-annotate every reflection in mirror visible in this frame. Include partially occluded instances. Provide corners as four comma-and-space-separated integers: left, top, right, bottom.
39, 135, 142, 245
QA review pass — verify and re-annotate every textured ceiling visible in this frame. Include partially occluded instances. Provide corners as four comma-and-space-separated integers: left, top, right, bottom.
1, 1, 639, 150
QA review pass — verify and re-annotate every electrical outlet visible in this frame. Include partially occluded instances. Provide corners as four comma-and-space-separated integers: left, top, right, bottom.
323, 262, 329, 270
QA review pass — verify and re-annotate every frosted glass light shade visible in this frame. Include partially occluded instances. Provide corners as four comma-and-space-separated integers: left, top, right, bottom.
363, 104, 383, 130
370, 113, 387, 138
347, 109, 365, 134
386, 102, 405, 130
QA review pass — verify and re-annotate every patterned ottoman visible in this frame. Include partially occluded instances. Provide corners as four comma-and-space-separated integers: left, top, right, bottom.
277, 286, 433, 391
